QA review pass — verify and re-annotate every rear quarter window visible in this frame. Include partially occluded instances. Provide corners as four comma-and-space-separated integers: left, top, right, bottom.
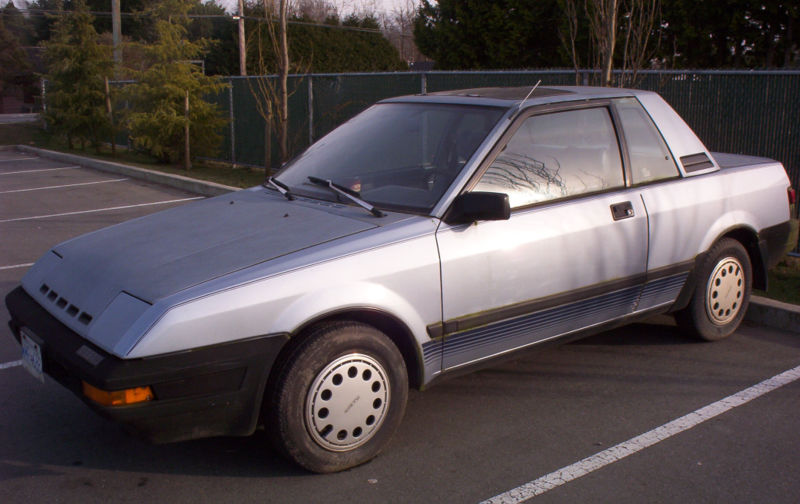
615, 97, 679, 184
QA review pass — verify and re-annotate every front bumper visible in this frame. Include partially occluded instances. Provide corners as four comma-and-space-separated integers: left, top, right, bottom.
5, 286, 288, 443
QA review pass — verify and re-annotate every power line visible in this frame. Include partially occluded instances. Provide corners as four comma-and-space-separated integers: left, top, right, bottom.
11, 8, 384, 34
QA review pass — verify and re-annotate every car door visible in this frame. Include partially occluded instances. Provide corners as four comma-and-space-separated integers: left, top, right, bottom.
434, 103, 648, 371
612, 97, 688, 312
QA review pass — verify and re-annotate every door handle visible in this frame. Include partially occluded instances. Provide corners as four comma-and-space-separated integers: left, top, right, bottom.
610, 201, 634, 221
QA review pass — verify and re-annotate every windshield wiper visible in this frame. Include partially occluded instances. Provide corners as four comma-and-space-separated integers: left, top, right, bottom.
264, 177, 294, 200
307, 176, 385, 217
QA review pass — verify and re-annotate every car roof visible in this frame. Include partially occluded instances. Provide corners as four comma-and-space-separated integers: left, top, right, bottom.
380, 85, 653, 110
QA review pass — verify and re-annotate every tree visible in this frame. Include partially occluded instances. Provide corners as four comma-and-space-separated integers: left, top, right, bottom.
414, 0, 565, 70
659, 1, 799, 68
249, 0, 291, 165
414, 0, 667, 80
558, 0, 583, 83
0, 15, 31, 113
247, 2, 406, 168
381, 0, 427, 64
248, 7, 406, 74
658, 1, 749, 68
294, 0, 338, 21
582, 0, 661, 86
2, 2, 36, 46
27, 0, 63, 44
558, 0, 661, 85
188, 0, 237, 75
618, 0, 661, 85
125, 0, 227, 166
585, 0, 620, 86
42, 0, 113, 150
25, 0, 150, 46
0, 13, 30, 90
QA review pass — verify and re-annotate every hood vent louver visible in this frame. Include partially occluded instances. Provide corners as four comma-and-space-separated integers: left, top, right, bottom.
39, 284, 94, 326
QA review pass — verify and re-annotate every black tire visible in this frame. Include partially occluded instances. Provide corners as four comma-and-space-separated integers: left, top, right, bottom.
265, 321, 408, 473
676, 238, 752, 341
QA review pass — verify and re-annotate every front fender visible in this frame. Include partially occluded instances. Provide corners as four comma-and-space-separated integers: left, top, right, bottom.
127, 232, 442, 359
271, 281, 430, 343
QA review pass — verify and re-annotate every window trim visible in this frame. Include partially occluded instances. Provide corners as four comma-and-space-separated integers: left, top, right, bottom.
611, 97, 682, 187
463, 99, 629, 212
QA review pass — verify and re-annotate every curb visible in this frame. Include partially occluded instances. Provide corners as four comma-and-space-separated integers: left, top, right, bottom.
15, 145, 238, 197
746, 296, 800, 334
6, 146, 799, 334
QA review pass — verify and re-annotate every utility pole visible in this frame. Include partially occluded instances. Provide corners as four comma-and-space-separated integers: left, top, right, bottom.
277, 0, 288, 161
237, 0, 247, 75
111, 0, 121, 76
184, 90, 191, 171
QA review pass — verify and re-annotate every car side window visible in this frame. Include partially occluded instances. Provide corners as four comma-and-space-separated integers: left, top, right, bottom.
615, 97, 679, 184
474, 107, 624, 209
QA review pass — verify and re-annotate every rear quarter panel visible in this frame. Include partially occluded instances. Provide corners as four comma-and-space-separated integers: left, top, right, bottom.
641, 161, 790, 271
636, 92, 719, 176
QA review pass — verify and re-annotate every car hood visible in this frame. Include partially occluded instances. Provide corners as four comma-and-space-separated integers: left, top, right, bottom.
22, 189, 379, 333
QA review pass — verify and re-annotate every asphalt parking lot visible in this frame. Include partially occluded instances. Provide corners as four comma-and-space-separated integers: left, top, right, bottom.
1, 148, 799, 503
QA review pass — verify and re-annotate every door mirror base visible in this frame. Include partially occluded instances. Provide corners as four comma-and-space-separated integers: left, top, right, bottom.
444, 192, 511, 225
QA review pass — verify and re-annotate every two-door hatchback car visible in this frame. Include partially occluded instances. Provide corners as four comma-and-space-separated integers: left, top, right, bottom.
6, 86, 794, 472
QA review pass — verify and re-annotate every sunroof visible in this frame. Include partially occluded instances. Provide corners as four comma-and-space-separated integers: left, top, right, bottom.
430, 87, 573, 100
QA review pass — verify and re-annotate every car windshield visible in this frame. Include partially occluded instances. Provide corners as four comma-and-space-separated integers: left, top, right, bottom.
274, 102, 505, 214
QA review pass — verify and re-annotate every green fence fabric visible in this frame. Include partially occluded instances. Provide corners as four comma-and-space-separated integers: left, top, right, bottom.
311, 73, 421, 141
103, 70, 799, 208
634, 71, 800, 199
208, 70, 800, 197
425, 70, 576, 92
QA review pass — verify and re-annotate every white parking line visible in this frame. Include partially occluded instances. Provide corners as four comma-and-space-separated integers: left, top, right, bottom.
0, 178, 128, 194
0, 157, 37, 162
482, 364, 800, 504
0, 166, 80, 175
0, 197, 203, 223
0, 360, 22, 370
0, 263, 34, 271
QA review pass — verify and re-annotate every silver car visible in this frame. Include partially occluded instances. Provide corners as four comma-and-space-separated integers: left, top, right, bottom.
6, 86, 793, 473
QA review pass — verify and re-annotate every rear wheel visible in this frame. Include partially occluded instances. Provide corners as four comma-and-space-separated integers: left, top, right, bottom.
266, 321, 408, 473
676, 238, 752, 341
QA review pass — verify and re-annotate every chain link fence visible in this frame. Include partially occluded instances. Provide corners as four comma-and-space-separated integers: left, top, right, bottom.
212, 70, 800, 201
92, 69, 800, 220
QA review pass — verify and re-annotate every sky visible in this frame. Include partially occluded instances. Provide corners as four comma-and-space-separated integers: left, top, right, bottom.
0, 0, 418, 16
216, 0, 416, 16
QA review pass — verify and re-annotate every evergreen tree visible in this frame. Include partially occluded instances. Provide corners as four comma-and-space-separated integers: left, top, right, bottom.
42, 0, 113, 150
27, 0, 151, 45
188, 0, 237, 76
2, 2, 36, 46
125, 0, 228, 165
248, 8, 406, 74
414, 0, 565, 70
659, 0, 799, 68
27, 0, 62, 44
0, 14, 31, 114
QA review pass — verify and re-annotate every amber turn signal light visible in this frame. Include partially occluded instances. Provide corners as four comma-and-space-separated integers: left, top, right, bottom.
82, 381, 154, 406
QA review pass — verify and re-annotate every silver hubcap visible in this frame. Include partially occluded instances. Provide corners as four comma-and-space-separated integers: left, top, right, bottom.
705, 257, 745, 325
305, 353, 390, 452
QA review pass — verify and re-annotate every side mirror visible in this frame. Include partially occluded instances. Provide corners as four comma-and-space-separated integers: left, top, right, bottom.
444, 192, 511, 225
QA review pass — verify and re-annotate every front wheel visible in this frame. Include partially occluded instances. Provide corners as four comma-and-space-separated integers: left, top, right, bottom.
265, 321, 408, 473
676, 238, 752, 341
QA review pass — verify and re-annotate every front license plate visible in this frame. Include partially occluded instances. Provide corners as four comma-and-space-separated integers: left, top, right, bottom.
20, 328, 44, 383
